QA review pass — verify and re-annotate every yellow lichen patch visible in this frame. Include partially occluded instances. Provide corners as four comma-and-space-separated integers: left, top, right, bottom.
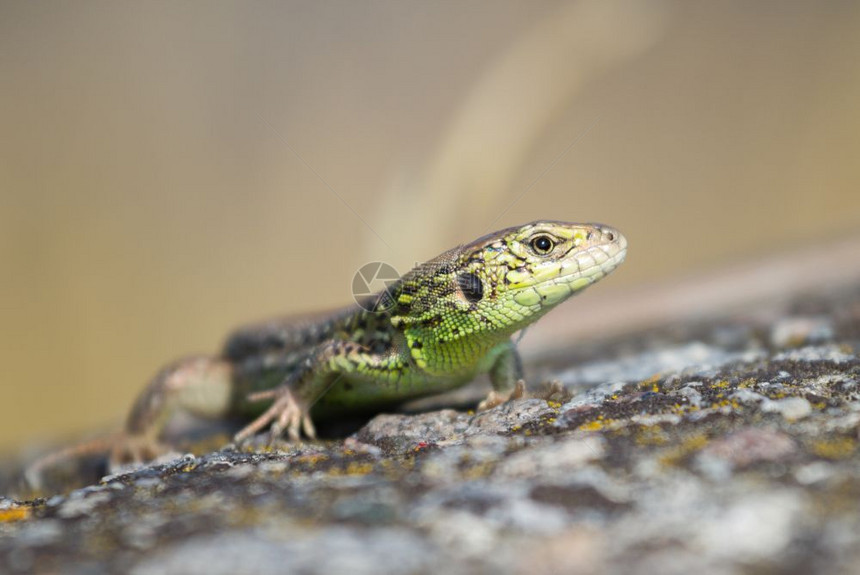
635, 425, 669, 446
392, 456, 417, 473
0, 506, 31, 523
578, 416, 615, 432
462, 462, 495, 480
810, 437, 857, 460
639, 374, 662, 391
293, 453, 328, 466
658, 434, 709, 467
345, 462, 374, 476
709, 398, 741, 410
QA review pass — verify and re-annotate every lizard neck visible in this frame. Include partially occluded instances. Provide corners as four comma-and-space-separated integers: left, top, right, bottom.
403, 325, 509, 375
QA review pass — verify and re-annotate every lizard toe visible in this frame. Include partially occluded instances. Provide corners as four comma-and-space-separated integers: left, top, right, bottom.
237, 386, 313, 445
301, 414, 317, 439
477, 379, 529, 411
108, 433, 171, 470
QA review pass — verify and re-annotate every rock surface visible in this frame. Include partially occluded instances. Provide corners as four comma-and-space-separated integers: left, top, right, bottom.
2, 285, 860, 574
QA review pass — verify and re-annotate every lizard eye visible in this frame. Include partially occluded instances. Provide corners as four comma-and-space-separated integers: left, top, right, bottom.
530, 235, 555, 255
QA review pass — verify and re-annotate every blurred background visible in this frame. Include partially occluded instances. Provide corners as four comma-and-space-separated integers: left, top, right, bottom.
2, 0, 860, 452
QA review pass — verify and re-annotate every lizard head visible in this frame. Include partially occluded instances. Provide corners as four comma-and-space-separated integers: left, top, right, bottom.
390, 221, 627, 347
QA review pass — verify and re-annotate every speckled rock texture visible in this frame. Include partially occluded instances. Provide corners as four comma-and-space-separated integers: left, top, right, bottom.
3, 285, 860, 575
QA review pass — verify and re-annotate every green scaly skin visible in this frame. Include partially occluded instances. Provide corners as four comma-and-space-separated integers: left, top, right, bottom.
111, 221, 626, 462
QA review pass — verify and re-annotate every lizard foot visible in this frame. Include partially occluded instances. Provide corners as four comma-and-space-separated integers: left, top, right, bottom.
235, 386, 317, 444
477, 379, 527, 411
23, 432, 174, 490
24, 433, 119, 491
109, 433, 173, 470
539, 380, 570, 403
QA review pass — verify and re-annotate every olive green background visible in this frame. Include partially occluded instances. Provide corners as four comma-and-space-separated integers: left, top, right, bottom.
2, 1, 860, 451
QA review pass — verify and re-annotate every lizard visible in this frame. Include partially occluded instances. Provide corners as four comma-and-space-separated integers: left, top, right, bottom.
31, 220, 627, 473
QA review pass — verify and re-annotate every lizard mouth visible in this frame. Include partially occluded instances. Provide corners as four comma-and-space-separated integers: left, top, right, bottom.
560, 230, 628, 284
510, 229, 627, 308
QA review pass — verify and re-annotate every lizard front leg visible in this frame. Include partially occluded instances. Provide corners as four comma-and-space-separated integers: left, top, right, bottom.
234, 340, 400, 443
478, 341, 526, 410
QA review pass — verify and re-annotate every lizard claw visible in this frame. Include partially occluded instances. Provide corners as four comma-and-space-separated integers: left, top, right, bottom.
235, 387, 316, 444
477, 379, 527, 411
109, 433, 173, 470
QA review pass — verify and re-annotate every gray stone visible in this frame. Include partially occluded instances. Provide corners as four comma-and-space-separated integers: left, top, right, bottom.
3, 285, 860, 575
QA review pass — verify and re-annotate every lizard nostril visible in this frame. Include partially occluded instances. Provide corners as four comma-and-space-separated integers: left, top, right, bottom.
606, 231, 615, 241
